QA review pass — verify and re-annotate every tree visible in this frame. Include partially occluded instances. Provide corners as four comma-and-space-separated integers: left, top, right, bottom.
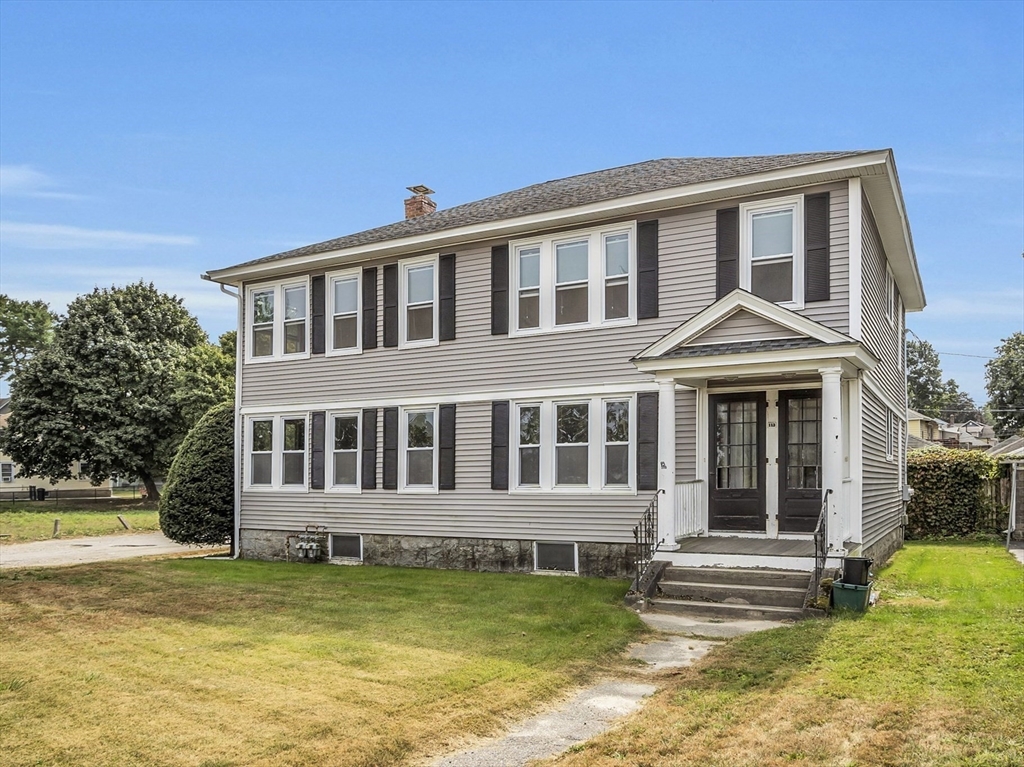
159, 400, 234, 549
907, 339, 948, 417
172, 336, 235, 432
0, 282, 205, 499
986, 332, 1024, 439
0, 295, 57, 379
941, 380, 983, 424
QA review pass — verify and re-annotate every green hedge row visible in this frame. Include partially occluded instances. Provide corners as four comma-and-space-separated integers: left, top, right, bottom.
906, 448, 998, 538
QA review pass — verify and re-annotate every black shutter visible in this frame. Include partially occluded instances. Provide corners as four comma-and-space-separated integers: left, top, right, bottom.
439, 403, 456, 490
362, 267, 378, 350
636, 392, 659, 492
439, 253, 456, 341
491, 401, 510, 490
383, 264, 398, 348
361, 407, 377, 490
382, 407, 398, 489
311, 276, 326, 354
805, 192, 831, 302
637, 220, 659, 319
716, 207, 739, 298
310, 411, 326, 490
491, 244, 509, 335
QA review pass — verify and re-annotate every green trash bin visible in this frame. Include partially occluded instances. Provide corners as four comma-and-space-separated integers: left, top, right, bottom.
832, 581, 872, 612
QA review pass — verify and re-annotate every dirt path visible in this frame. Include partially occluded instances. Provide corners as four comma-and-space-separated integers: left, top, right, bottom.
0, 531, 223, 568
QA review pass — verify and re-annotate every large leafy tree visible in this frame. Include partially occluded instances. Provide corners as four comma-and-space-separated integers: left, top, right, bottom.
0, 295, 57, 379
907, 339, 948, 417
942, 380, 983, 424
172, 331, 235, 432
986, 332, 1024, 439
0, 283, 205, 499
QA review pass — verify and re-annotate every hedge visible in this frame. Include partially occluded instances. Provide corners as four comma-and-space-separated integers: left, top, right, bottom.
159, 400, 234, 547
906, 447, 998, 538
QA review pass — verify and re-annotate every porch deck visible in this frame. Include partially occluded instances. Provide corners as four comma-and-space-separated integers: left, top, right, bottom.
673, 536, 814, 558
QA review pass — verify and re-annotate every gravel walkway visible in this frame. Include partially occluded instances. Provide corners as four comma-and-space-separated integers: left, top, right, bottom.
0, 531, 221, 568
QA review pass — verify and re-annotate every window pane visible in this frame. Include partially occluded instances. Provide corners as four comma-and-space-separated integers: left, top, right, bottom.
557, 404, 589, 444
407, 411, 434, 448
518, 292, 539, 329
333, 452, 357, 486
283, 453, 305, 485
284, 286, 306, 319
251, 453, 272, 485
333, 316, 357, 349
334, 416, 358, 451
519, 249, 540, 288
253, 326, 273, 357
605, 280, 629, 320
519, 406, 540, 445
605, 233, 629, 276
605, 401, 629, 443
751, 210, 793, 258
519, 446, 540, 486
751, 259, 793, 303
556, 445, 588, 485
555, 285, 588, 325
284, 321, 306, 354
407, 264, 434, 304
251, 421, 273, 452
407, 305, 433, 341
252, 290, 274, 323
606, 444, 629, 486
283, 419, 305, 451
407, 450, 433, 485
333, 278, 358, 314
555, 240, 588, 283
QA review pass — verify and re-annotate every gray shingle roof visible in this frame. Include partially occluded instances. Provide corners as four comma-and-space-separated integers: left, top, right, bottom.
217, 151, 877, 272
656, 337, 840, 360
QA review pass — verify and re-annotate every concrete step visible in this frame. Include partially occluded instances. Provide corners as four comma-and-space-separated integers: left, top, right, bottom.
648, 597, 805, 622
658, 580, 808, 608
663, 566, 810, 589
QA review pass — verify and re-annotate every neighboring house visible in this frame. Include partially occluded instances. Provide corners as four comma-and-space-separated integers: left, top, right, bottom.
988, 436, 1024, 542
947, 421, 997, 449
204, 149, 923, 582
907, 409, 943, 443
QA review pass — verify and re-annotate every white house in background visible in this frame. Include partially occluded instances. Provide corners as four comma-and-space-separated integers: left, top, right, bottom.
204, 150, 922, 600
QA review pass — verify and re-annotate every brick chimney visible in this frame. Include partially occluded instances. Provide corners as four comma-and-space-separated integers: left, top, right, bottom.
404, 185, 436, 219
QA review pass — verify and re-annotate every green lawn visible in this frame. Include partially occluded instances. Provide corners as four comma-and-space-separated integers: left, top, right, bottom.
541, 541, 1024, 767
0, 504, 160, 542
0, 559, 644, 767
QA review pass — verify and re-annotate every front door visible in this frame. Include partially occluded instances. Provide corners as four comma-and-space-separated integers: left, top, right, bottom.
708, 393, 766, 531
778, 390, 823, 533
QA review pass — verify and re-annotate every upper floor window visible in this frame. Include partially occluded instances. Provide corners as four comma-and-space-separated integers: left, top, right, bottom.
246, 414, 308, 490
0, 462, 13, 483
510, 223, 636, 336
886, 265, 898, 327
400, 256, 438, 348
328, 269, 361, 355
246, 279, 310, 362
739, 196, 804, 308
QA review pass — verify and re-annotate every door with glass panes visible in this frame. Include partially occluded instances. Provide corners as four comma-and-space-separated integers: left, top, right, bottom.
777, 390, 823, 533
708, 393, 766, 531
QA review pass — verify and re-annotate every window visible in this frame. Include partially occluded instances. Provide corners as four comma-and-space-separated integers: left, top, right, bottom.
329, 412, 360, 490
330, 534, 362, 560
511, 396, 635, 493
400, 256, 438, 348
246, 280, 310, 361
0, 463, 13, 483
401, 407, 437, 491
510, 223, 636, 336
886, 409, 895, 461
534, 541, 578, 573
739, 196, 804, 307
245, 414, 308, 490
328, 270, 361, 354
886, 265, 898, 326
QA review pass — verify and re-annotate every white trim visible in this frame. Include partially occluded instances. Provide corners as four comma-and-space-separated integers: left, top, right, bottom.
244, 277, 312, 364
399, 255, 440, 349
325, 267, 362, 357
0, 462, 14, 483
533, 540, 579, 574
847, 178, 864, 339
739, 195, 805, 310
635, 344, 877, 379
325, 410, 362, 493
243, 413, 310, 492
398, 405, 439, 493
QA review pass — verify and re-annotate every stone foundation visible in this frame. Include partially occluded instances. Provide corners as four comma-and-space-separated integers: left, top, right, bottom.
239, 528, 634, 578
862, 524, 905, 568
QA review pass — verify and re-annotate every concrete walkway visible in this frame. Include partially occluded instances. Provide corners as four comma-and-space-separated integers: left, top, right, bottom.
428, 610, 786, 767
0, 531, 221, 569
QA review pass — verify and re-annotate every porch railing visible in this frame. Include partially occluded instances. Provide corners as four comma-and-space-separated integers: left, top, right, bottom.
674, 480, 705, 540
814, 488, 832, 588
631, 489, 663, 595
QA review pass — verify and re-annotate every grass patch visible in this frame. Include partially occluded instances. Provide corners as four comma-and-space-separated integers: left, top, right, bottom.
541, 541, 1024, 767
0, 559, 644, 766
0, 505, 160, 542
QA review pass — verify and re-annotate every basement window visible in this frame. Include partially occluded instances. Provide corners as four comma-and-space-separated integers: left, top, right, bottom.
534, 541, 578, 573
330, 534, 363, 560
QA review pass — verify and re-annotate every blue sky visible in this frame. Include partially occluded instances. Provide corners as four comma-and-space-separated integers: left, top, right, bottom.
1, 0, 1022, 402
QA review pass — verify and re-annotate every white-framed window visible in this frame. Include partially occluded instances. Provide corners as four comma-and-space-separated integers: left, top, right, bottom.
245, 279, 310, 362
886, 265, 898, 327
511, 396, 635, 493
0, 462, 13, 483
400, 256, 439, 348
328, 411, 361, 491
245, 414, 309, 490
400, 406, 438, 492
327, 269, 361, 355
510, 222, 637, 336
534, 541, 578, 573
739, 195, 804, 308
330, 533, 363, 560
886, 409, 895, 462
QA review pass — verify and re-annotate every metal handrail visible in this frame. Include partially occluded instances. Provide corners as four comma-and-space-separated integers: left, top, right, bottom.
814, 488, 832, 589
631, 489, 664, 595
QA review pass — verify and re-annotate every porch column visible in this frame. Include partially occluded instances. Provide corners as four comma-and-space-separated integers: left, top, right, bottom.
820, 367, 845, 553
657, 377, 678, 550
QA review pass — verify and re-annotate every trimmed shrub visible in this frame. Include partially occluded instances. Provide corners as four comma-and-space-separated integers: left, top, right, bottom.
906, 448, 998, 538
159, 401, 234, 547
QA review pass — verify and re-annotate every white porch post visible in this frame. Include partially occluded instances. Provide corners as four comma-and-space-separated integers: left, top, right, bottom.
820, 367, 845, 553
657, 377, 678, 551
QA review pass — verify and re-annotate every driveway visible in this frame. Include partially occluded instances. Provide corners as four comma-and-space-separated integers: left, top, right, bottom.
0, 532, 225, 569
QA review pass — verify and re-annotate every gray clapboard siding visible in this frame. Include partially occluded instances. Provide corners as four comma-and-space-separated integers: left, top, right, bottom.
861, 196, 906, 408
675, 387, 697, 479
688, 309, 799, 345
861, 388, 902, 548
801, 183, 850, 333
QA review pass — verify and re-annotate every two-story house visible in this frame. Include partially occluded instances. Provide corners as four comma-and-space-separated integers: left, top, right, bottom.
204, 150, 923, 588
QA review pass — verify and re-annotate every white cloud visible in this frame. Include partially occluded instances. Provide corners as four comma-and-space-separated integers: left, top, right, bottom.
0, 164, 85, 200
924, 290, 1024, 321
0, 221, 197, 249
